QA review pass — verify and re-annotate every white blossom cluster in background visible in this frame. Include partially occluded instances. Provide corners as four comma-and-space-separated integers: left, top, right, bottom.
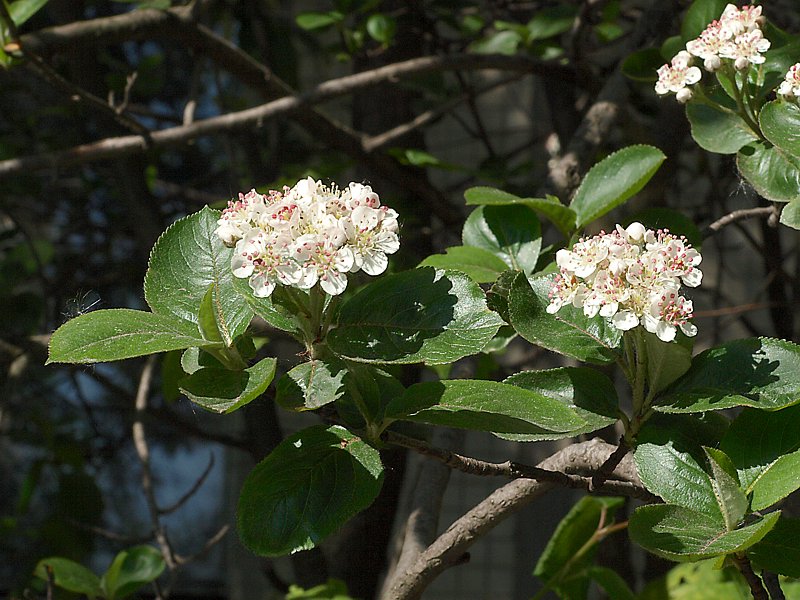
656, 4, 769, 103
547, 223, 702, 343
778, 63, 800, 100
216, 177, 399, 297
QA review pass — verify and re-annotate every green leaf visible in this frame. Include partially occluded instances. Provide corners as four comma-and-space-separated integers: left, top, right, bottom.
144, 207, 253, 344
366, 14, 396, 45
685, 103, 759, 155
100, 545, 165, 600
464, 187, 576, 238
525, 5, 578, 41
238, 425, 383, 556
737, 141, 800, 203
748, 516, 800, 577
508, 274, 622, 365
622, 48, 662, 82
418, 246, 509, 283
337, 364, 404, 428
759, 101, 800, 160
703, 448, 747, 532
232, 277, 301, 334
499, 367, 618, 441
296, 11, 343, 30
534, 496, 625, 599
276, 359, 347, 411
638, 560, 750, 600
179, 357, 276, 414
587, 566, 634, 600
385, 379, 585, 435
198, 284, 224, 343
643, 329, 693, 396
286, 579, 355, 600
721, 405, 800, 512
462, 205, 541, 275
680, 0, 728, 42
780, 199, 800, 230
629, 504, 779, 562
569, 145, 665, 228
655, 337, 800, 413
8, 0, 50, 26
327, 267, 505, 365
47, 309, 207, 364
34, 558, 102, 598
469, 30, 522, 55
634, 414, 727, 520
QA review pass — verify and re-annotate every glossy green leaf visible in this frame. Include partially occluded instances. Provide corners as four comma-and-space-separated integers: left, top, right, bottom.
508, 274, 622, 364
144, 207, 253, 344
737, 141, 800, 203
366, 14, 396, 44
47, 309, 207, 364
569, 145, 665, 228
8, 0, 50, 26
499, 367, 618, 441
748, 516, 800, 577
327, 267, 505, 365
534, 496, 624, 599
238, 425, 383, 556
232, 277, 301, 334
703, 447, 747, 532
638, 560, 750, 600
34, 557, 102, 598
179, 357, 276, 414
656, 337, 800, 413
100, 545, 165, 600
385, 379, 586, 435
759, 100, 800, 160
780, 199, 800, 230
721, 404, 800, 512
286, 579, 355, 600
643, 329, 693, 396
462, 205, 541, 275
198, 284, 224, 343
622, 48, 662, 82
685, 103, 759, 154
630, 504, 779, 562
418, 245, 509, 283
680, 0, 727, 41
295, 11, 343, 30
469, 30, 522, 55
337, 364, 404, 428
525, 5, 577, 41
634, 414, 727, 520
276, 359, 347, 411
463, 187, 576, 237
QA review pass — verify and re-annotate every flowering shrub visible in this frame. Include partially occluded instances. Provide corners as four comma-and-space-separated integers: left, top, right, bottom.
547, 223, 701, 342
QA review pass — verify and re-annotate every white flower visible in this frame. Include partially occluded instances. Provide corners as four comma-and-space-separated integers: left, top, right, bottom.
720, 4, 762, 38
686, 21, 729, 68
778, 63, 800, 99
215, 178, 399, 297
655, 51, 702, 97
721, 29, 771, 68
547, 223, 701, 342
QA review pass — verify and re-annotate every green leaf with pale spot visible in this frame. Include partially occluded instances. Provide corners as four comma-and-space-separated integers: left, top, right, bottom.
418, 246, 509, 283
179, 357, 276, 414
385, 379, 586, 435
144, 207, 252, 345
238, 425, 383, 556
630, 505, 779, 562
569, 145, 665, 228
47, 309, 208, 364
327, 267, 505, 365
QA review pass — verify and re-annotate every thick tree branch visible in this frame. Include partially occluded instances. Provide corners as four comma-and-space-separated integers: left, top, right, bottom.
383, 438, 646, 600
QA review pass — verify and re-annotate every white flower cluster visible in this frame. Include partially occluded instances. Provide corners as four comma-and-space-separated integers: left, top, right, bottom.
216, 177, 399, 297
547, 223, 702, 343
656, 4, 770, 103
778, 63, 800, 100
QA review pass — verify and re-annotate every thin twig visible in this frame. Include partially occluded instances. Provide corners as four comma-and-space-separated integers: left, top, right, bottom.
159, 452, 215, 515
705, 206, 777, 236
174, 524, 230, 566
732, 554, 769, 600
762, 570, 786, 600
590, 436, 629, 491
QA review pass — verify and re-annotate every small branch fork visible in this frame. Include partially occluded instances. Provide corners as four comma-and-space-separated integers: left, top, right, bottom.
384, 431, 656, 502
705, 206, 779, 236
132, 357, 229, 598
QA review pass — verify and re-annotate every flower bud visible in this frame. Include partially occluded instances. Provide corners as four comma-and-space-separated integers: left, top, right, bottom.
676, 88, 694, 103
703, 55, 722, 72
735, 56, 750, 71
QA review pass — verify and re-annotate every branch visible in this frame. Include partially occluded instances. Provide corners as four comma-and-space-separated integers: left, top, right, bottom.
732, 554, 769, 600
383, 438, 649, 600
704, 206, 778, 236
